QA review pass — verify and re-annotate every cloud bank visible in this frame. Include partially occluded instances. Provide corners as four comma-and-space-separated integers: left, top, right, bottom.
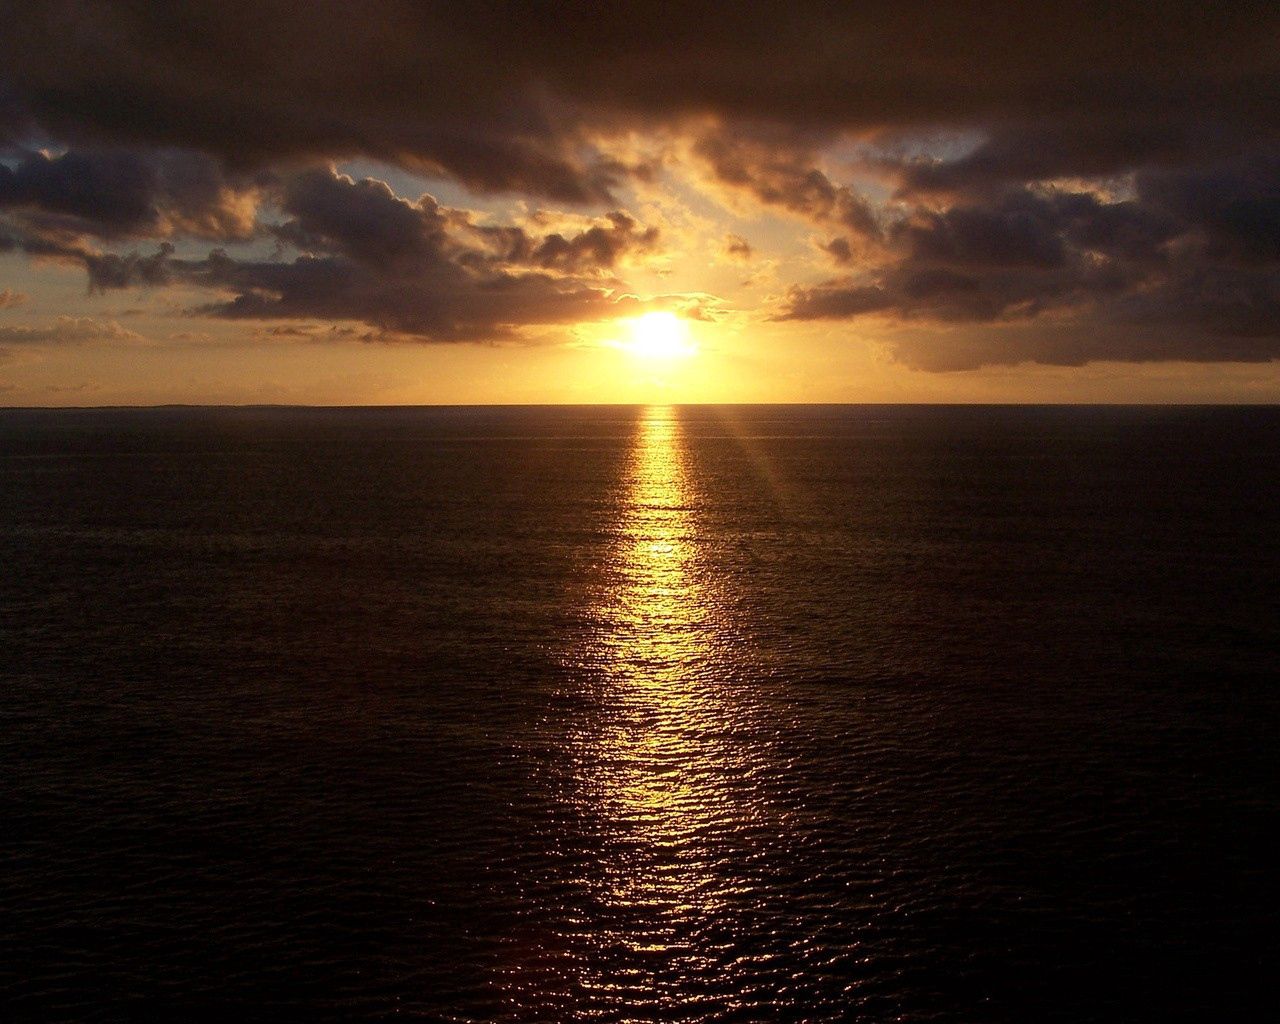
3, 1, 1280, 368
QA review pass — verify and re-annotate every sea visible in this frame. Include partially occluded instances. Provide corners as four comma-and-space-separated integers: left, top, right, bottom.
1, 404, 1276, 1022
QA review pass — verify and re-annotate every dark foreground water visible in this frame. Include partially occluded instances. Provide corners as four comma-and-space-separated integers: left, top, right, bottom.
1, 405, 1277, 1022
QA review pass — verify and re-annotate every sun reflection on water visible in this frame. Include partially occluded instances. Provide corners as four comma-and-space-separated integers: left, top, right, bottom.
503, 405, 776, 1016
493, 406, 786, 1018
583, 406, 751, 867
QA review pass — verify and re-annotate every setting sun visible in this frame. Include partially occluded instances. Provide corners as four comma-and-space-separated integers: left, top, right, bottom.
625, 311, 696, 360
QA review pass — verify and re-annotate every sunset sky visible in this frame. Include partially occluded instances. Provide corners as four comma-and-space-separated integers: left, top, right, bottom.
3, 1, 1280, 405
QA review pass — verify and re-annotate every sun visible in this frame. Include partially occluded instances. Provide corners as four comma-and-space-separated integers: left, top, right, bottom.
624, 311, 696, 359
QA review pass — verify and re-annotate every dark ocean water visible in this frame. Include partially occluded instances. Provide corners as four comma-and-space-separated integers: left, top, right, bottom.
1, 404, 1277, 1022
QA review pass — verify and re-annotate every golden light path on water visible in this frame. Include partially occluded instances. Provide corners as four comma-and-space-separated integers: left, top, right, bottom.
584, 406, 757, 908
504, 406, 783, 1019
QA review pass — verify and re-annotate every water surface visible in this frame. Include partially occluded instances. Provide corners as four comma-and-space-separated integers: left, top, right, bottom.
2, 405, 1276, 1021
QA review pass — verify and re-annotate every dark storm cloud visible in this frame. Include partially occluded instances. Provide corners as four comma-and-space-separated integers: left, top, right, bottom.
271, 170, 449, 269
255, 168, 660, 282
519, 213, 660, 274
468, 211, 660, 275
891, 122, 1261, 199
693, 129, 881, 241
782, 188, 1147, 329
780, 175, 1280, 367
0, 147, 259, 240
7, 2, 1277, 199
883, 316, 1280, 373
83, 243, 174, 291
73, 168, 659, 340
0, 0, 626, 204
1136, 157, 1280, 265
189, 254, 637, 342
3, 1, 1280, 364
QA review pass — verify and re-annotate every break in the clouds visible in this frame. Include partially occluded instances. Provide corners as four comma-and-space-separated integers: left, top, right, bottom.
3, 1, 1280, 370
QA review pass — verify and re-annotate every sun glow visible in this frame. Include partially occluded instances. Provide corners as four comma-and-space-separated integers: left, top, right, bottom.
624, 311, 696, 360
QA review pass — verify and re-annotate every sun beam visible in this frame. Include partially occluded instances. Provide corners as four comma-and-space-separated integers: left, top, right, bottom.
624, 311, 696, 360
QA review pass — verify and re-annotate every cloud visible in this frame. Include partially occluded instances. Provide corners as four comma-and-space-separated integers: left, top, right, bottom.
692, 129, 881, 242
467, 210, 660, 274
3, 2, 1280, 368
517, 211, 660, 273
1136, 156, 1280, 265
778, 176, 1280, 367
75, 168, 667, 341
820, 238, 854, 266
0, 315, 143, 345
6, 3, 1278, 196
82, 243, 175, 291
0, 288, 26, 308
269, 170, 451, 269
722, 234, 754, 262
0, 147, 260, 241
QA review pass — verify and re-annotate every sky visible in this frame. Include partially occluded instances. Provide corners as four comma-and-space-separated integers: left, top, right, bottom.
3, 1, 1280, 405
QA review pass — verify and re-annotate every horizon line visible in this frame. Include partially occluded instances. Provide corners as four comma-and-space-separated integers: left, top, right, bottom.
4, 400, 1280, 412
